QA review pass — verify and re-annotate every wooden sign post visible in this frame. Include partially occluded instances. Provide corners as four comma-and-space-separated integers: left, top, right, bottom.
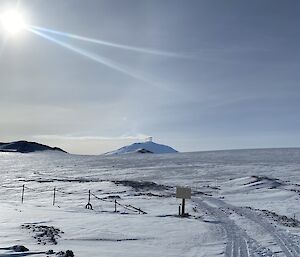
176, 187, 191, 217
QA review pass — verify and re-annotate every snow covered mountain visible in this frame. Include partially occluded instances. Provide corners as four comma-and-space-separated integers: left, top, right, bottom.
0, 140, 67, 153
105, 141, 178, 155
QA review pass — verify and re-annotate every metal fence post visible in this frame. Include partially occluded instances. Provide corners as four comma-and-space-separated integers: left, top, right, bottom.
21, 185, 25, 204
85, 190, 93, 210
53, 187, 56, 206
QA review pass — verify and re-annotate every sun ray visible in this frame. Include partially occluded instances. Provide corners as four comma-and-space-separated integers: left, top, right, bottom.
30, 25, 189, 59
27, 27, 160, 87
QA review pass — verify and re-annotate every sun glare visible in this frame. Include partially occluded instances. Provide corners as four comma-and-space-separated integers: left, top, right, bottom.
1, 9, 27, 35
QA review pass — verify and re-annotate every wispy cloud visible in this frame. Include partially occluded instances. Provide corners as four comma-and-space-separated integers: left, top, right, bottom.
33, 134, 150, 141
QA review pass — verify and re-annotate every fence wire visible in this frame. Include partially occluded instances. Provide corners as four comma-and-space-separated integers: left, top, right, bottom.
13, 184, 148, 215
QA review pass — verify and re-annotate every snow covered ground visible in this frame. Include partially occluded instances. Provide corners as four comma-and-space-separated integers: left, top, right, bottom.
0, 148, 300, 256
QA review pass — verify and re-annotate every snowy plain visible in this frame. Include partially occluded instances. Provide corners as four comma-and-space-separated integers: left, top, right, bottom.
0, 148, 300, 256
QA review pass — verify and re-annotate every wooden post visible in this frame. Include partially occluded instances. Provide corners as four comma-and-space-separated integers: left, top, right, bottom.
88, 190, 91, 203
21, 184, 25, 204
53, 187, 56, 206
181, 198, 185, 216
114, 200, 117, 212
178, 205, 181, 216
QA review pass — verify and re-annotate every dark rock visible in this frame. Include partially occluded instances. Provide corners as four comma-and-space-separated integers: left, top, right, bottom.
10, 245, 29, 252
136, 148, 153, 154
66, 250, 74, 257
113, 180, 170, 191
56, 250, 74, 257
21, 224, 63, 245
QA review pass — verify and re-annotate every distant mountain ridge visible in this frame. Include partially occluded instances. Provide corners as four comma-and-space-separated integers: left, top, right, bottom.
105, 141, 178, 155
0, 140, 67, 153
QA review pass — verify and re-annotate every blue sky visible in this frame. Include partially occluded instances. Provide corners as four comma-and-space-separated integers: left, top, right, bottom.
0, 0, 299, 154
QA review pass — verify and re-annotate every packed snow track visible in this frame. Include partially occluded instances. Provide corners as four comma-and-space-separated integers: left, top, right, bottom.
194, 196, 300, 257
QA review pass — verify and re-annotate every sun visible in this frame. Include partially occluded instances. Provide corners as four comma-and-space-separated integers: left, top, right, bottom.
1, 9, 27, 35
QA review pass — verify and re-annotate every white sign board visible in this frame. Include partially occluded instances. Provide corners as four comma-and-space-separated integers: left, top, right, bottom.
176, 187, 191, 199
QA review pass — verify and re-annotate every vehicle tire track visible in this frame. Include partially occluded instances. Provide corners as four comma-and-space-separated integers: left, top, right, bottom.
193, 198, 274, 257
233, 206, 300, 257
202, 196, 300, 257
